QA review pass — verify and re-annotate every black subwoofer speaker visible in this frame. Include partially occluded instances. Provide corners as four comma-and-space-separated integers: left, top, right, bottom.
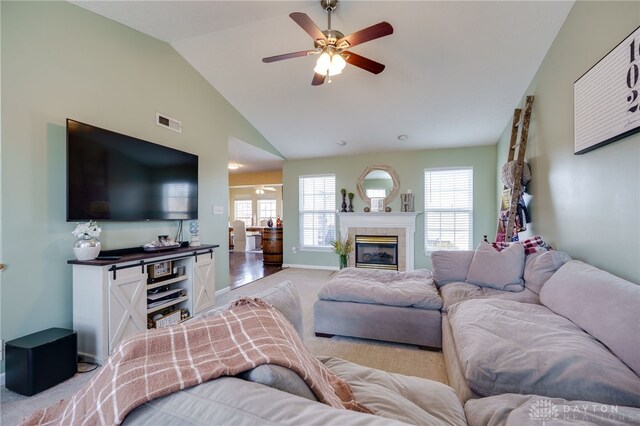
5, 328, 77, 396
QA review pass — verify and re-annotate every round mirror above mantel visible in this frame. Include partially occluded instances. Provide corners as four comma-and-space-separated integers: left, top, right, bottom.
356, 164, 400, 209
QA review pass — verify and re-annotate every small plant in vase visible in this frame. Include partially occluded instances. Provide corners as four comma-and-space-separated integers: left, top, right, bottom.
348, 192, 354, 212
72, 220, 102, 261
330, 232, 353, 269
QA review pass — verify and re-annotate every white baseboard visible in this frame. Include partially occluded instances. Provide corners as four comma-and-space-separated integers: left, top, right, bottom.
215, 286, 230, 297
283, 264, 338, 271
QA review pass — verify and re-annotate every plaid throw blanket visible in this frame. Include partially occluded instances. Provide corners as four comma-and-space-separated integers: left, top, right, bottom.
21, 298, 371, 425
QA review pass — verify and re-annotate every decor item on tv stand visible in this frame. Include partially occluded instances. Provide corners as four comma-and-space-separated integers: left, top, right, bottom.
72, 221, 102, 261
189, 221, 201, 247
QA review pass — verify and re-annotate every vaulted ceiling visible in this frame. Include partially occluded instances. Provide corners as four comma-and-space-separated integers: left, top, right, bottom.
73, 1, 574, 167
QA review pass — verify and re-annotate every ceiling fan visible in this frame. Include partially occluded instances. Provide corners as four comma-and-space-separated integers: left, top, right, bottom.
255, 186, 277, 194
262, 0, 393, 86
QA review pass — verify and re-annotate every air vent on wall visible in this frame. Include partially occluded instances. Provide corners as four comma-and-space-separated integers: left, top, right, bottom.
156, 112, 181, 133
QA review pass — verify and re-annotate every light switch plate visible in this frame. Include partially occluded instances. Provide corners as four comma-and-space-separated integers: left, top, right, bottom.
212, 206, 224, 215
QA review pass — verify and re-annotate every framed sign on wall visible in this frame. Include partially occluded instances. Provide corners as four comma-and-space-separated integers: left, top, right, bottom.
574, 26, 640, 154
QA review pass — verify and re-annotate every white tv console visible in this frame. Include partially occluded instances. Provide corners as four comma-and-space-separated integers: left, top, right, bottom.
68, 244, 218, 364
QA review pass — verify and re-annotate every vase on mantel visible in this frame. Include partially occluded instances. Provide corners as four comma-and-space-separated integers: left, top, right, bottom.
73, 236, 101, 261
339, 254, 348, 269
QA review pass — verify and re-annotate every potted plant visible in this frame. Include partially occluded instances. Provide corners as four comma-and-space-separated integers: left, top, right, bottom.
330, 232, 353, 269
72, 220, 102, 260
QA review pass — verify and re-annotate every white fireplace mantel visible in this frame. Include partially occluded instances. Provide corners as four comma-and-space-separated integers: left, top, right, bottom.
337, 212, 421, 270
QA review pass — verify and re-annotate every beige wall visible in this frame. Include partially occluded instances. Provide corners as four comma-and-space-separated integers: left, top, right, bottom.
496, 1, 640, 282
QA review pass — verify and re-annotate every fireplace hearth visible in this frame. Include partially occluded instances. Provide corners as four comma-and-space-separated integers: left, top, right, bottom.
355, 235, 398, 270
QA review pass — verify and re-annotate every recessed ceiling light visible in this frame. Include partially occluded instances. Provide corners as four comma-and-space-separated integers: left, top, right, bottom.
336, 140, 347, 146
398, 135, 408, 141
228, 162, 241, 170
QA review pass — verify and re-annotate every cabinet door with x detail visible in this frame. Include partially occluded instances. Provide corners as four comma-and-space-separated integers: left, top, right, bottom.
108, 266, 147, 353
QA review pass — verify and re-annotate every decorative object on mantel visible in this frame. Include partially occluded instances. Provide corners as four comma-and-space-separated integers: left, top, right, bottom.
370, 197, 385, 212
72, 220, 102, 261
340, 188, 348, 212
189, 221, 201, 247
400, 190, 414, 212
330, 232, 353, 269
348, 192, 354, 212
385, 206, 392, 212
574, 26, 640, 154
364, 206, 370, 212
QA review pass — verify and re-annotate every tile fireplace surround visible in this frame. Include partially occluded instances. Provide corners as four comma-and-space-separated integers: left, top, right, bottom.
337, 212, 420, 271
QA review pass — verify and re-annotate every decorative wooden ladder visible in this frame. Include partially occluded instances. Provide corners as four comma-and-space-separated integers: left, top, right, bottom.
498, 95, 534, 241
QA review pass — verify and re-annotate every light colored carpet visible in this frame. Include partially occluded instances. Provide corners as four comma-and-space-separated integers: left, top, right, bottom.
1, 267, 447, 425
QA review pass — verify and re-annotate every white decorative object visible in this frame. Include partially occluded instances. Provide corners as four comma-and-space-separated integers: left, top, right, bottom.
189, 221, 201, 247
72, 221, 102, 261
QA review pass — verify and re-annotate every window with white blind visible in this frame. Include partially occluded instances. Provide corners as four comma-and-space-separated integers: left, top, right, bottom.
257, 199, 276, 223
424, 168, 473, 252
299, 174, 336, 249
234, 199, 252, 226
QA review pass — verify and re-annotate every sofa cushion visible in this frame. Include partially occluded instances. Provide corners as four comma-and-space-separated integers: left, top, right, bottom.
317, 268, 442, 310
321, 357, 467, 426
466, 242, 525, 291
238, 364, 318, 402
431, 250, 475, 287
440, 282, 540, 313
540, 260, 640, 378
523, 250, 572, 294
448, 298, 640, 406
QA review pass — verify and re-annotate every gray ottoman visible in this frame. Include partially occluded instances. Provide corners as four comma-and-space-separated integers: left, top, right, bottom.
313, 268, 443, 349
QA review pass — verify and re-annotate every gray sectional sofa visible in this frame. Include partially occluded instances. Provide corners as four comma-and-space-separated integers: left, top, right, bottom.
432, 244, 640, 423
314, 242, 640, 424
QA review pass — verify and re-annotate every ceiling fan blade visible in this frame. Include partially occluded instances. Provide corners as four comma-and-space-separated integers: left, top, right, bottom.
290, 12, 327, 43
262, 50, 318, 63
311, 72, 326, 86
336, 22, 393, 49
344, 52, 385, 74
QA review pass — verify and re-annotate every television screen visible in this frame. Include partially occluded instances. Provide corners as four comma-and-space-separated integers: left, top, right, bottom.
67, 119, 198, 221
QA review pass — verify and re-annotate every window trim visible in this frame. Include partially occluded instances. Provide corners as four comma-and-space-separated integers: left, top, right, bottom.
424, 167, 474, 254
298, 174, 336, 249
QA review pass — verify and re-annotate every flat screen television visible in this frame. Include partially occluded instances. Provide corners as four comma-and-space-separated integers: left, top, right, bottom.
67, 119, 198, 221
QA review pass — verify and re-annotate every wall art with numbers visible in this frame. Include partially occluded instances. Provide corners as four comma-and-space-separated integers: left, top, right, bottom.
574, 26, 640, 154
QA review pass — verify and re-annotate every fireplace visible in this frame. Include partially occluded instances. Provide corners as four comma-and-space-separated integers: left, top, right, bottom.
355, 235, 398, 270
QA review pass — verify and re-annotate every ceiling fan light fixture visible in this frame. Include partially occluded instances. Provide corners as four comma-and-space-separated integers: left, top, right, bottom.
330, 53, 347, 74
228, 162, 241, 170
314, 51, 331, 75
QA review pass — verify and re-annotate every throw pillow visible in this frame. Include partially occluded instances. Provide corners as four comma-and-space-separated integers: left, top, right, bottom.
430, 250, 475, 287
523, 250, 572, 294
238, 364, 318, 402
466, 241, 525, 291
